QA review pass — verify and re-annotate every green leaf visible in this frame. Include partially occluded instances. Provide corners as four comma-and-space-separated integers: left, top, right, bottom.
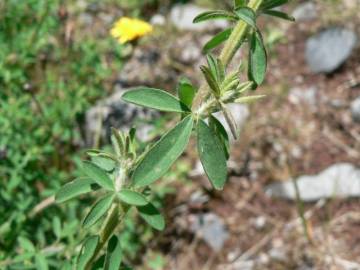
234, 0, 247, 8
235, 95, 266, 103
83, 161, 114, 191
260, 0, 289, 10
18, 237, 35, 252
234, 7, 257, 29
177, 78, 195, 108
83, 194, 114, 229
91, 156, 116, 172
236, 81, 254, 93
77, 236, 99, 270
52, 217, 61, 239
104, 235, 122, 270
56, 177, 99, 203
118, 189, 148, 206
35, 254, 48, 270
200, 65, 221, 97
111, 128, 126, 157
203, 28, 232, 53
133, 115, 193, 187
122, 87, 189, 112
263, 10, 295, 21
137, 203, 165, 231
193, 10, 238, 23
206, 54, 219, 81
197, 119, 227, 189
221, 71, 239, 92
217, 58, 226, 83
209, 116, 230, 159
206, 54, 225, 83
248, 32, 267, 85
93, 255, 106, 270
60, 262, 72, 270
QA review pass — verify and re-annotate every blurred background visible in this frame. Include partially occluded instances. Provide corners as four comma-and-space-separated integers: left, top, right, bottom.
0, 0, 359, 269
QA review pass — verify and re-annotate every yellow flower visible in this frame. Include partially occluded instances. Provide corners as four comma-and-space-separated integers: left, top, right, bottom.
110, 17, 153, 44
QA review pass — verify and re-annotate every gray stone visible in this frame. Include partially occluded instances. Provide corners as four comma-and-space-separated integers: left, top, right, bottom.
228, 260, 255, 270
305, 27, 357, 73
350, 96, 360, 122
150, 14, 165, 26
268, 247, 287, 262
252, 216, 267, 230
180, 42, 202, 64
288, 86, 318, 107
170, 4, 228, 31
85, 86, 159, 145
292, 2, 317, 22
189, 213, 229, 252
266, 163, 360, 202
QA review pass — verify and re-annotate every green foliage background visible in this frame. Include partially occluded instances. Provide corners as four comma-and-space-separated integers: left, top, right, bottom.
0, 0, 127, 268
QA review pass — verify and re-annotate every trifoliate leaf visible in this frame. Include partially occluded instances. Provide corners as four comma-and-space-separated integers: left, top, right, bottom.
177, 78, 195, 108
137, 203, 165, 231
118, 189, 148, 206
77, 236, 99, 270
82, 161, 114, 191
197, 119, 227, 189
235, 7, 257, 29
56, 177, 99, 203
263, 10, 295, 21
104, 235, 122, 270
260, 0, 289, 10
133, 115, 193, 187
193, 10, 238, 23
248, 32, 267, 85
83, 194, 114, 229
122, 87, 189, 112
203, 28, 233, 53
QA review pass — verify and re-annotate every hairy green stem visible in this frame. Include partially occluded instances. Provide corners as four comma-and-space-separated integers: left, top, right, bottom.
192, 0, 263, 110
85, 167, 128, 269
84, 204, 120, 270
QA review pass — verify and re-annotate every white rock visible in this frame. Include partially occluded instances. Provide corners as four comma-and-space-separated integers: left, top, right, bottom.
85, 86, 159, 145
180, 43, 201, 64
350, 96, 360, 122
292, 2, 317, 22
288, 86, 318, 107
269, 247, 287, 262
151, 14, 165, 25
229, 260, 255, 270
170, 4, 228, 31
252, 216, 267, 230
266, 163, 360, 202
189, 213, 229, 252
305, 27, 357, 73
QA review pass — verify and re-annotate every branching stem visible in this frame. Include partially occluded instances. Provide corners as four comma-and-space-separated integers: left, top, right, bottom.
192, 0, 263, 110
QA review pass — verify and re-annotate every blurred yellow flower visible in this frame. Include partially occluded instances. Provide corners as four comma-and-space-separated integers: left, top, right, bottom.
110, 17, 153, 44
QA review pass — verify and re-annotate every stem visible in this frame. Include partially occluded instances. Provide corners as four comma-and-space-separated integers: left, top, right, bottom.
84, 204, 128, 269
292, 177, 312, 243
192, 0, 263, 110
85, 167, 128, 269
